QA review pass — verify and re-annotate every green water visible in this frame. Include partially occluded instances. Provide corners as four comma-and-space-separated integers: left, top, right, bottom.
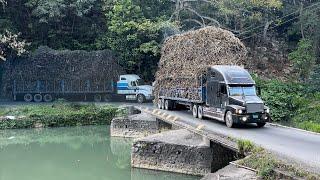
0, 126, 199, 180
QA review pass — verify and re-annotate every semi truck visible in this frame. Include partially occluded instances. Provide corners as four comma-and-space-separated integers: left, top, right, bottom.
13, 74, 154, 103
157, 65, 270, 128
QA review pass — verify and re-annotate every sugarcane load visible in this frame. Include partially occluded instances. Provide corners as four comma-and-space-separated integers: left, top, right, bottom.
154, 27, 271, 128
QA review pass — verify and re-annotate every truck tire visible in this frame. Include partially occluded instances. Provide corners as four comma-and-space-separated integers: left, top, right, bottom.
94, 94, 102, 102
225, 111, 234, 128
103, 94, 112, 102
164, 100, 173, 110
157, 99, 162, 109
24, 94, 33, 102
137, 94, 145, 103
198, 106, 204, 119
192, 105, 198, 118
43, 94, 53, 102
257, 122, 266, 128
34, 94, 43, 102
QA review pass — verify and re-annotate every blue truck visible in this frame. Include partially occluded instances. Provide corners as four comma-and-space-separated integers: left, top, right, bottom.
13, 74, 154, 103
157, 65, 271, 128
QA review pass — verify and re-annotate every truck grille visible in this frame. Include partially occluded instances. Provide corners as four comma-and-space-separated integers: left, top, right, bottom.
246, 103, 264, 113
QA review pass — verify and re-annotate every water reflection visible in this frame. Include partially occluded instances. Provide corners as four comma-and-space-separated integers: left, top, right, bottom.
0, 126, 199, 180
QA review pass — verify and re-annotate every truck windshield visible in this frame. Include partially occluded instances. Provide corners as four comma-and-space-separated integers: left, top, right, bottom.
229, 86, 256, 96
136, 79, 146, 86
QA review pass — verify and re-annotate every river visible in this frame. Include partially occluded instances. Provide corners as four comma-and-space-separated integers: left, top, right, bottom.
0, 126, 199, 180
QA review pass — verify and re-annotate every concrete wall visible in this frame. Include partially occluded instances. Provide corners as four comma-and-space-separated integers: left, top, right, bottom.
110, 113, 172, 138
131, 129, 213, 176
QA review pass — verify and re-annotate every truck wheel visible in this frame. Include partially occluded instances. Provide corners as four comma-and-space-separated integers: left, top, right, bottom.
157, 99, 162, 109
225, 111, 234, 128
165, 100, 172, 110
137, 94, 145, 103
43, 94, 53, 102
198, 106, 204, 119
192, 105, 198, 118
103, 94, 112, 102
94, 94, 102, 102
34, 94, 43, 103
257, 122, 266, 128
24, 94, 33, 102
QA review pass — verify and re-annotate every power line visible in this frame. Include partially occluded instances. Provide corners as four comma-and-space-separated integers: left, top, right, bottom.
236, 1, 320, 37
239, 3, 320, 41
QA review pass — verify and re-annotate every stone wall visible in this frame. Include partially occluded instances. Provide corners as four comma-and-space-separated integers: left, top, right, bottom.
210, 141, 238, 172
131, 129, 213, 176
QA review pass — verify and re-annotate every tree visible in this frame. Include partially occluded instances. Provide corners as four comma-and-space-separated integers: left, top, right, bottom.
98, 0, 175, 80
289, 39, 316, 81
0, 0, 28, 60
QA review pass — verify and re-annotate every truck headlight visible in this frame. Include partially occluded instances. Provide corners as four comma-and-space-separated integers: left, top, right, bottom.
242, 117, 248, 121
236, 109, 243, 114
265, 108, 270, 114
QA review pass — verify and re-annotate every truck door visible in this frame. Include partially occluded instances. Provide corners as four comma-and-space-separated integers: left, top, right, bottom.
219, 83, 228, 109
206, 80, 219, 107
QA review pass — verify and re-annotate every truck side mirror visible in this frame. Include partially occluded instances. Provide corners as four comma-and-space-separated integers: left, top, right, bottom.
257, 86, 261, 95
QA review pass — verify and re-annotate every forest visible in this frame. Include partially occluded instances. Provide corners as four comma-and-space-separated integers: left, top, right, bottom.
0, 0, 320, 132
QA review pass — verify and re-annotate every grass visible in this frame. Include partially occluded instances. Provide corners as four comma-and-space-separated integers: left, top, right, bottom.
295, 121, 320, 133
0, 102, 119, 129
237, 139, 320, 179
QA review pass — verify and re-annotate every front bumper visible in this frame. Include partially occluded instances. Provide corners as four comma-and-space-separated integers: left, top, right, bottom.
233, 113, 270, 124
145, 95, 155, 101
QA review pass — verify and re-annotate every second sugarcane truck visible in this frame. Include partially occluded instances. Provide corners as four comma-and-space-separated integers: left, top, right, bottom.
13, 74, 154, 103
157, 65, 271, 128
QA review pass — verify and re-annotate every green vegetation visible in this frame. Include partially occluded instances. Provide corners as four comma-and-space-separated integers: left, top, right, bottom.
254, 76, 320, 133
237, 140, 319, 179
0, 102, 118, 129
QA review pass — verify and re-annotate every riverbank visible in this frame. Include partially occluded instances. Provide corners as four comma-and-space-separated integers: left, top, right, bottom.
0, 102, 119, 129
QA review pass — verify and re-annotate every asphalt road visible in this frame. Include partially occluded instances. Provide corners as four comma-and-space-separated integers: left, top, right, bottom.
134, 103, 320, 174
1, 101, 319, 173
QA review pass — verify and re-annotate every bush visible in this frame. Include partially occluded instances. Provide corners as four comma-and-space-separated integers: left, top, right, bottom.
254, 77, 304, 122
292, 93, 320, 133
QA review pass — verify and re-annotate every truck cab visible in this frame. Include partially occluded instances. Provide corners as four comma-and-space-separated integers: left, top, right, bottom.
117, 74, 154, 103
203, 65, 270, 127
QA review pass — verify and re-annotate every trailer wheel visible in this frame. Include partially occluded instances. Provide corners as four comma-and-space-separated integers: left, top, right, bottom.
192, 104, 198, 118
34, 94, 43, 102
137, 94, 145, 103
157, 99, 162, 109
43, 94, 53, 102
198, 106, 204, 119
24, 94, 33, 102
225, 111, 234, 128
94, 94, 102, 102
103, 94, 112, 102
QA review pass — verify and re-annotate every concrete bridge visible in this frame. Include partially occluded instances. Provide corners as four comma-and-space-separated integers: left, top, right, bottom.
133, 103, 320, 174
